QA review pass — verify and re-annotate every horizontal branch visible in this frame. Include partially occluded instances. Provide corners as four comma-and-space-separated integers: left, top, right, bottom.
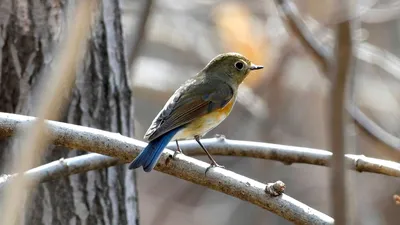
1, 112, 399, 178
174, 138, 400, 177
2, 135, 399, 191
0, 113, 334, 224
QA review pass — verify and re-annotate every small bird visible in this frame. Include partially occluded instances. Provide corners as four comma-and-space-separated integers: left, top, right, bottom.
129, 52, 263, 172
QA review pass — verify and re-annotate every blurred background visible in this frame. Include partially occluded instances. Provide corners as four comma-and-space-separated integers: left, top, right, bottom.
121, 0, 400, 224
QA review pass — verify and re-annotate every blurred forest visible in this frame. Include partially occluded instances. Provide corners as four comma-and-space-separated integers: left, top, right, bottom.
123, 0, 400, 225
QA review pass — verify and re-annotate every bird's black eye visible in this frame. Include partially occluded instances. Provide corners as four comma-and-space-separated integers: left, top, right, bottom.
234, 61, 244, 70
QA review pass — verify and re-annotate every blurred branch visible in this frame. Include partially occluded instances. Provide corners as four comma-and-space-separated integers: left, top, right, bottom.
351, 42, 400, 150
0, 1, 95, 224
349, 105, 400, 149
330, 15, 352, 225
274, 1, 354, 222
126, 0, 153, 68
361, 1, 400, 23
274, 0, 332, 72
274, 0, 400, 152
0, 113, 334, 225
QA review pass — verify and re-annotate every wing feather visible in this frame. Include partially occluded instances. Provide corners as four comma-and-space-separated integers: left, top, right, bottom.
144, 78, 234, 141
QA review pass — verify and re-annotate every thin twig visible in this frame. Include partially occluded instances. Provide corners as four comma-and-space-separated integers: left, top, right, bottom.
274, 0, 332, 72
0, 113, 333, 224
0, 154, 120, 186
330, 14, 352, 225
126, 0, 153, 68
0, 1, 96, 224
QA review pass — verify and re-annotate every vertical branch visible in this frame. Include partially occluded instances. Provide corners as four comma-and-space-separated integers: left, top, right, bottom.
0, 1, 96, 224
274, 0, 354, 223
330, 8, 352, 225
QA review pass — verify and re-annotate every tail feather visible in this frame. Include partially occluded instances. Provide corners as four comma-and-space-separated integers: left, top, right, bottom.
129, 127, 182, 172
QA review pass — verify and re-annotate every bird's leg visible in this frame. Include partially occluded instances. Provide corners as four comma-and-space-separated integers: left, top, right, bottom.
194, 135, 224, 170
172, 140, 183, 159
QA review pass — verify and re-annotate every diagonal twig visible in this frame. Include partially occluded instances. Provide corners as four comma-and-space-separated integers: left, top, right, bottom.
274, 0, 332, 72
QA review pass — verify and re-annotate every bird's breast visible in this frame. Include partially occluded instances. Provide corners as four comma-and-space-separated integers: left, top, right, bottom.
173, 96, 236, 140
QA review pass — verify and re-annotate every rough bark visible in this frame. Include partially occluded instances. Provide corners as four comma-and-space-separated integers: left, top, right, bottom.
0, 0, 138, 224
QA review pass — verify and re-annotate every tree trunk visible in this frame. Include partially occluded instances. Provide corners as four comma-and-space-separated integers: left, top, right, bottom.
0, 0, 138, 224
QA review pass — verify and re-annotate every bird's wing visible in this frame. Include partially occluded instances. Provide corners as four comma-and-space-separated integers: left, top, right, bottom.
144, 78, 234, 141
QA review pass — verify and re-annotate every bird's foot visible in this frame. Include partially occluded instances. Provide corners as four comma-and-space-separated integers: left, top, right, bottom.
172, 149, 183, 159
205, 162, 224, 174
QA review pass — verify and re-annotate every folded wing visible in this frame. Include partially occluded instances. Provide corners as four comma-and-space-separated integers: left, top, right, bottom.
144, 78, 234, 141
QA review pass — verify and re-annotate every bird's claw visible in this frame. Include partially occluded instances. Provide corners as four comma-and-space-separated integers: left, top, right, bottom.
211, 162, 224, 168
172, 149, 183, 159
205, 162, 224, 174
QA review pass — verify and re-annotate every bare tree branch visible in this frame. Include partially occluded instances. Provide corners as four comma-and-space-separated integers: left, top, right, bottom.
330, 14, 352, 224
0, 1, 96, 224
275, 0, 400, 153
1, 112, 400, 177
1, 134, 400, 191
274, 0, 332, 72
0, 154, 120, 186
2, 112, 400, 223
0, 112, 333, 224
350, 42, 400, 150
0, 135, 400, 191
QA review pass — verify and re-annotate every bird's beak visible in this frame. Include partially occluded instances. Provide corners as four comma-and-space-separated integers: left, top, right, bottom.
249, 63, 264, 70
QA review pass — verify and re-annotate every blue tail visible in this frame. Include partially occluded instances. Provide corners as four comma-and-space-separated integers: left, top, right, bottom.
129, 127, 182, 172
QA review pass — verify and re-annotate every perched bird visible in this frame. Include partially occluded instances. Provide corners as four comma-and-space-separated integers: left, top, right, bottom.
129, 52, 263, 172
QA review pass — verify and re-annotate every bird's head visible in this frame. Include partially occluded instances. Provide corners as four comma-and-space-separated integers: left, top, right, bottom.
202, 52, 264, 85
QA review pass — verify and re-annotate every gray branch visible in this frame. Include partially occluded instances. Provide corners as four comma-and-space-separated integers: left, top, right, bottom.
330, 13, 352, 224
0, 113, 399, 181
1, 133, 400, 189
0, 112, 334, 224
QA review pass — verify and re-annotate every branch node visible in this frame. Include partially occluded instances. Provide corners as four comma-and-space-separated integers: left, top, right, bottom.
165, 154, 173, 165
214, 134, 226, 141
58, 157, 66, 166
265, 180, 286, 196
352, 154, 367, 173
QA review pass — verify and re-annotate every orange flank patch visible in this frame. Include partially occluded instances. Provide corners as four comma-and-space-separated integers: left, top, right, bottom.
216, 96, 235, 115
172, 96, 236, 140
